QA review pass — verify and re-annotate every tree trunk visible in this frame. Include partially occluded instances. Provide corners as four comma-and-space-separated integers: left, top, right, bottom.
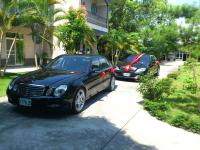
0, 29, 4, 76
111, 48, 114, 65
34, 43, 38, 68
40, 28, 47, 66
115, 50, 121, 66
3, 36, 17, 75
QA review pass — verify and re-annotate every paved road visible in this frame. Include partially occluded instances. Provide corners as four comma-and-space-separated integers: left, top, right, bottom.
0, 61, 200, 150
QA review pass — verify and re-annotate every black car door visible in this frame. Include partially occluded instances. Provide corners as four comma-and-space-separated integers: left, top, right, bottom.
99, 57, 112, 90
87, 57, 102, 97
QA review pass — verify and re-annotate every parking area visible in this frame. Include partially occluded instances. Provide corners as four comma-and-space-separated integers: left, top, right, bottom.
0, 60, 200, 150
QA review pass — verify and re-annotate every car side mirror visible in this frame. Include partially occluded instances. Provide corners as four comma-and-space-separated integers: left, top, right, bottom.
91, 67, 99, 74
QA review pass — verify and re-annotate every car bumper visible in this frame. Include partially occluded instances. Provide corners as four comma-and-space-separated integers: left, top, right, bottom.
7, 93, 72, 109
114, 72, 139, 80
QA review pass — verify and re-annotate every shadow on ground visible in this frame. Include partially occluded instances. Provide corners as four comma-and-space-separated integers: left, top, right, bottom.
116, 78, 138, 83
0, 90, 157, 150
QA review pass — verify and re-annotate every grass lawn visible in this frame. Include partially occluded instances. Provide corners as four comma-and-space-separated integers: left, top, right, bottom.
143, 62, 200, 134
0, 73, 24, 97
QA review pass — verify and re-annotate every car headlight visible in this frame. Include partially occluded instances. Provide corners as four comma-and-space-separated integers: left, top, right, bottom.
54, 85, 68, 97
135, 68, 146, 74
115, 66, 120, 71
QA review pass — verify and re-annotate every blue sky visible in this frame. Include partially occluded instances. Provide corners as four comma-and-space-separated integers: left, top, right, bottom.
168, 0, 200, 6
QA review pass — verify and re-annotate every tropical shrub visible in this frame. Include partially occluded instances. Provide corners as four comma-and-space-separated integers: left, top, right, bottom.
143, 100, 170, 120
138, 75, 173, 100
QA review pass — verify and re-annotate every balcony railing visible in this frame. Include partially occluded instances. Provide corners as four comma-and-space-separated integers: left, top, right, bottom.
87, 11, 108, 28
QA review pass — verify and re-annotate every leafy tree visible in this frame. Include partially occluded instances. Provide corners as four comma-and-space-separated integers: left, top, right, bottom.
22, 0, 64, 67
110, 0, 169, 32
98, 30, 145, 65
170, 4, 199, 19
142, 23, 179, 58
108, 0, 177, 59
55, 7, 96, 54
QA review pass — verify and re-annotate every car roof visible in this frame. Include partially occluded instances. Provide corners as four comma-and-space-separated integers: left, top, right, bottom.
58, 54, 105, 59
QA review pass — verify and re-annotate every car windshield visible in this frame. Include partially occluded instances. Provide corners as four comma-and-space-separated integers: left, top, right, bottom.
46, 56, 91, 72
138, 55, 150, 67
124, 55, 136, 63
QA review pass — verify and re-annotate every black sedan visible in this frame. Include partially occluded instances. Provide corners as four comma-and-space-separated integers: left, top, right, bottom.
114, 54, 160, 80
7, 55, 115, 113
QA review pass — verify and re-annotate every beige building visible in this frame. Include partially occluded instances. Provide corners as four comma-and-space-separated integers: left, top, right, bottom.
0, 0, 110, 67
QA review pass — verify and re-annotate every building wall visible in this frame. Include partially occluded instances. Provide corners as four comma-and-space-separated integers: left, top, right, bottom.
0, 27, 40, 66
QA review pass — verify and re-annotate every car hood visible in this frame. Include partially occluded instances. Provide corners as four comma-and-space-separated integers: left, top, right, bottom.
15, 69, 84, 86
117, 62, 148, 69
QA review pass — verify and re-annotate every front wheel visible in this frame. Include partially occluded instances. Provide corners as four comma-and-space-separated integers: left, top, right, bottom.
72, 88, 86, 114
107, 76, 115, 92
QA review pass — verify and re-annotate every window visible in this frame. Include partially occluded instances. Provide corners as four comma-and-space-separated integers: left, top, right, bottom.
91, 3, 97, 15
138, 55, 151, 67
99, 57, 110, 70
150, 55, 157, 63
6, 32, 23, 39
91, 58, 100, 71
47, 56, 91, 72
6, 32, 24, 65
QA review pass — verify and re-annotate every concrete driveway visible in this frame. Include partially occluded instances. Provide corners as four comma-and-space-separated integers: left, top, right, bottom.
0, 60, 200, 150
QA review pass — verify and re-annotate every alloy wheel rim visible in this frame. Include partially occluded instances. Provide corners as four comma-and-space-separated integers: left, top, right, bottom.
75, 89, 85, 112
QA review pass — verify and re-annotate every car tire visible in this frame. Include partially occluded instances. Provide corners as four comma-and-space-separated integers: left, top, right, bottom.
71, 88, 86, 114
107, 76, 115, 92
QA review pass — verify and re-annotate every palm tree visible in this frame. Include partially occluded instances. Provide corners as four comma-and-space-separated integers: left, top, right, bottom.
98, 30, 140, 65
0, 0, 33, 76
27, 0, 64, 67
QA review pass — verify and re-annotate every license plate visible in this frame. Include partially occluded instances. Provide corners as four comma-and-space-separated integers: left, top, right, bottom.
123, 73, 131, 77
19, 98, 32, 107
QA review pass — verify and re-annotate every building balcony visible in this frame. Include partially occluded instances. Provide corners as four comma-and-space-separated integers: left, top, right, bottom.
87, 11, 107, 28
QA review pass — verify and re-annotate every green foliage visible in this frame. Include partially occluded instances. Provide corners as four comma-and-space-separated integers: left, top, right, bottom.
138, 75, 173, 100
170, 114, 200, 134
170, 4, 199, 18
167, 72, 178, 79
187, 119, 200, 134
142, 23, 179, 58
170, 114, 190, 128
142, 64, 200, 134
143, 100, 170, 120
179, 25, 200, 59
55, 7, 96, 54
109, 0, 200, 59
0, 73, 24, 97
26, 0, 64, 46
98, 30, 144, 65
110, 0, 169, 32
183, 77, 197, 93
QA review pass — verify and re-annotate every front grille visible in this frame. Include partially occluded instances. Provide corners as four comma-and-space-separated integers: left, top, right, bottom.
18, 84, 45, 97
